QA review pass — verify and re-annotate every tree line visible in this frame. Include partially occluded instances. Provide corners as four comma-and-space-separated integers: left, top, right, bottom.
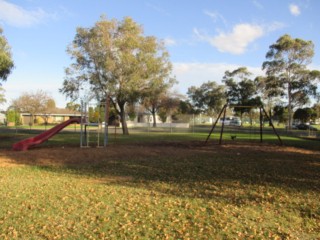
1, 17, 320, 133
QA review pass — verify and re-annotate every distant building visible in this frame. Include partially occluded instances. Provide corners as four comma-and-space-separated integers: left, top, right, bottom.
0, 113, 5, 124
20, 108, 81, 125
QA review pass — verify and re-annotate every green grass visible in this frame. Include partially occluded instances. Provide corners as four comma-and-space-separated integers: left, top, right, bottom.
0, 127, 319, 239
1, 145, 320, 239
1, 124, 319, 151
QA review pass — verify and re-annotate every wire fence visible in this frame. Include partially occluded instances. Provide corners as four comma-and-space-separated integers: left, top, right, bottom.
2, 113, 319, 144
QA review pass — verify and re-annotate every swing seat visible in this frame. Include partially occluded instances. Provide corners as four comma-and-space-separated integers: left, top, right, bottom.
230, 135, 237, 140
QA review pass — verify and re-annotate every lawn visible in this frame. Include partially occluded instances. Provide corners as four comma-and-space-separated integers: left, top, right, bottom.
0, 128, 319, 239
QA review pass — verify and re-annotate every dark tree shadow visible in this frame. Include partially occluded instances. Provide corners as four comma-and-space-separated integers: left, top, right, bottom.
1, 141, 319, 207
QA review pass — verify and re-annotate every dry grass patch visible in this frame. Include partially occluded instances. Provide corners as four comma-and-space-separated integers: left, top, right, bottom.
0, 142, 319, 239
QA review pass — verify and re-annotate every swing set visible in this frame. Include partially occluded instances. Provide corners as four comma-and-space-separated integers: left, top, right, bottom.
205, 104, 283, 145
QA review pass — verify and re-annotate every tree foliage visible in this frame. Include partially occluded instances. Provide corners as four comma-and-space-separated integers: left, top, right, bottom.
141, 85, 178, 127
0, 86, 6, 106
223, 67, 257, 104
222, 67, 260, 121
11, 90, 55, 125
313, 103, 320, 121
6, 109, 21, 125
156, 92, 181, 123
178, 100, 195, 115
60, 16, 173, 134
187, 81, 225, 115
0, 28, 14, 83
262, 34, 320, 128
293, 108, 315, 123
66, 102, 81, 112
273, 105, 288, 124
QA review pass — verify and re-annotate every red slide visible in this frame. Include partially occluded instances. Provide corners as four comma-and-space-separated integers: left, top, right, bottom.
12, 118, 81, 151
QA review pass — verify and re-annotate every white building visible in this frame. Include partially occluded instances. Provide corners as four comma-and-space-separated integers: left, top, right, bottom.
0, 113, 5, 124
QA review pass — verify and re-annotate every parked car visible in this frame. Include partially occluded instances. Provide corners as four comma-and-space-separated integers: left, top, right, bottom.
230, 118, 241, 126
296, 123, 318, 131
220, 117, 232, 125
220, 117, 241, 126
285, 124, 298, 130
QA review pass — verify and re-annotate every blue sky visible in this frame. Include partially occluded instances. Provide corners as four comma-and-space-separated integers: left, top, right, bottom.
0, 0, 319, 109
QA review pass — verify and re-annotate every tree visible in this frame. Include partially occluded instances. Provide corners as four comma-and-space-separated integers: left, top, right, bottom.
46, 99, 56, 111
273, 105, 288, 125
313, 103, 320, 122
0, 28, 14, 83
88, 106, 101, 123
11, 90, 55, 125
222, 67, 259, 122
126, 101, 137, 121
66, 102, 81, 112
60, 16, 173, 135
142, 84, 177, 127
262, 34, 320, 129
157, 93, 181, 123
187, 81, 225, 115
0, 86, 6, 106
141, 77, 176, 127
178, 100, 195, 114
6, 109, 21, 126
255, 75, 284, 125
293, 108, 314, 123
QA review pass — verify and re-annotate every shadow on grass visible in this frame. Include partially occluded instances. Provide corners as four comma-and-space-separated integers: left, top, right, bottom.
1, 141, 320, 206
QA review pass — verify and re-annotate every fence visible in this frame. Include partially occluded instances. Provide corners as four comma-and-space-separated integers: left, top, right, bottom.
4, 113, 319, 144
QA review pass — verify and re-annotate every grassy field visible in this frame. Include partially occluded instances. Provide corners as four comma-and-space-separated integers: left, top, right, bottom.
0, 127, 319, 239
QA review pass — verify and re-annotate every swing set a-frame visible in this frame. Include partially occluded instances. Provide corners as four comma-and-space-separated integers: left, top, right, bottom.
204, 104, 283, 145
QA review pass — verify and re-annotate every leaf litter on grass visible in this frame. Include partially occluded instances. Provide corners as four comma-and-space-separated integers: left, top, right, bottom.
0, 142, 319, 239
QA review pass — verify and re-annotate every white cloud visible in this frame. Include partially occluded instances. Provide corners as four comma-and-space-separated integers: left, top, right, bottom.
164, 37, 177, 47
203, 10, 227, 25
0, 0, 55, 27
212, 24, 264, 54
289, 4, 301, 16
265, 21, 286, 32
172, 62, 263, 94
194, 21, 285, 55
194, 23, 264, 55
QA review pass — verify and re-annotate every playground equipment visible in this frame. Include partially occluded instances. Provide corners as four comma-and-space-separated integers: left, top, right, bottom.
205, 104, 283, 145
12, 118, 81, 151
79, 99, 109, 148
12, 98, 110, 151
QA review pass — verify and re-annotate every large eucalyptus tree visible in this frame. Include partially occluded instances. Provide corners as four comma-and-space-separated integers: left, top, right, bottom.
222, 67, 260, 122
60, 16, 173, 134
262, 34, 320, 128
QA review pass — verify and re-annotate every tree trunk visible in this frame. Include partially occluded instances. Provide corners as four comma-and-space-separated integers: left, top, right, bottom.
152, 108, 157, 127
269, 108, 272, 126
119, 103, 129, 135
287, 82, 292, 130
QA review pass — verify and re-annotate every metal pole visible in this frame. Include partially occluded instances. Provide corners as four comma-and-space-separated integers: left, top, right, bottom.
148, 114, 150, 134
259, 107, 263, 143
205, 104, 227, 145
80, 100, 84, 148
114, 121, 117, 142
219, 105, 227, 145
192, 114, 195, 134
262, 107, 283, 145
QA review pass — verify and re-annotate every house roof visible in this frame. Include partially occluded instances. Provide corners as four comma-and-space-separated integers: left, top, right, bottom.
20, 108, 81, 116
